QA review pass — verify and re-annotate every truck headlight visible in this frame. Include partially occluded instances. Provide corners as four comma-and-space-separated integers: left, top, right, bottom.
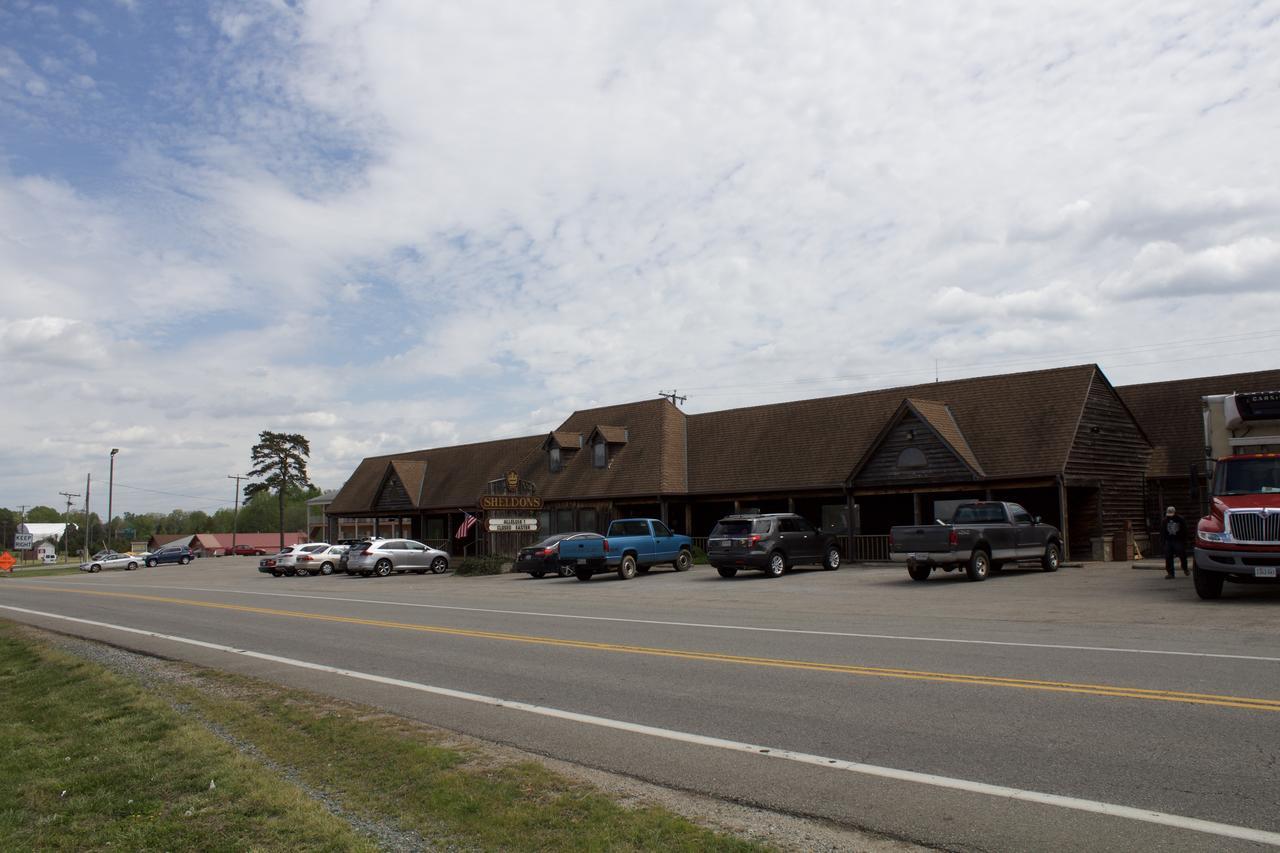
1197, 530, 1232, 543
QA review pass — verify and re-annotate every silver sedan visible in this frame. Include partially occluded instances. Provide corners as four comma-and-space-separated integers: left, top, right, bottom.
346, 539, 449, 577
80, 552, 141, 572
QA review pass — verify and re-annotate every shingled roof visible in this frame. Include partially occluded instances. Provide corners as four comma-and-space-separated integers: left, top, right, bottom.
327, 435, 544, 514
1118, 369, 1280, 478
539, 398, 686, 500
686, 364, 1100, 494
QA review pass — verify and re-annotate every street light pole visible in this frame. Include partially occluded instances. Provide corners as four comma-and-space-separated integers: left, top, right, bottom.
108, 448, 119, 549
84, 473, 91, 562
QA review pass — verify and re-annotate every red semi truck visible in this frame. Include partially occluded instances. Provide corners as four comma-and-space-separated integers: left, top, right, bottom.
1193, 391, 1280, 599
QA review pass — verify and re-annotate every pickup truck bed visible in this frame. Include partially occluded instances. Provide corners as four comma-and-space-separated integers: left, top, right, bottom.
559, 518, 694, 581
890, 501, 1062, 582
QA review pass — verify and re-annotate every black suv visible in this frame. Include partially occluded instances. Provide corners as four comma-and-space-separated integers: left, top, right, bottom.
706, 513, 841, 578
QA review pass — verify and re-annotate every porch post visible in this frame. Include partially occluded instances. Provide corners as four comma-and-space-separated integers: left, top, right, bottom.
1057, 476, 1070, 561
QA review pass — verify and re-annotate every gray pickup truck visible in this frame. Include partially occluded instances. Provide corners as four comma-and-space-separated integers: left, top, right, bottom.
890, 501, 1063, 582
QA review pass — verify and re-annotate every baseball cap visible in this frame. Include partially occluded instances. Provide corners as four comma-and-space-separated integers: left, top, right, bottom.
1165, 506, 1176, 514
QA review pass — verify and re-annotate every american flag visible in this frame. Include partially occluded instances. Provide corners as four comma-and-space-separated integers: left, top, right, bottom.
455, 512, 478, 539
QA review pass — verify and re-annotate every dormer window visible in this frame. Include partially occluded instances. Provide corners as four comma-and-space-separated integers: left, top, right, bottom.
593, 440, 607, 468
549, 446, 563, 473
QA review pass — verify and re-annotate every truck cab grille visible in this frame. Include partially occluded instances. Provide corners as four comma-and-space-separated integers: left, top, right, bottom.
1226, 511, 1280, 544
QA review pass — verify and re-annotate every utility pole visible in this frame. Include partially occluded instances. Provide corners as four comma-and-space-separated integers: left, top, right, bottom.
84, 473, 91, 562
227, 474, 248, 548
658, 389, 688, 406
59, 492, 80, 563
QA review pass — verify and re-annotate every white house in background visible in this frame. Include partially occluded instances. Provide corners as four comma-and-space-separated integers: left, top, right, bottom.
18, 522, 69, 563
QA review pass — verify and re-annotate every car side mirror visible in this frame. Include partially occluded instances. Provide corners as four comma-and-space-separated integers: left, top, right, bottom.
1034, 516, 1042, 524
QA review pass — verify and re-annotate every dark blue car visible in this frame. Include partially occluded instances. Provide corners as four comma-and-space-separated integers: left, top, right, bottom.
145, 545, 194, 567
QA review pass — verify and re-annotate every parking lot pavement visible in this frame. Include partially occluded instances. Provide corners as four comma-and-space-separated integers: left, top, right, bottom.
3, 557, 1278, 852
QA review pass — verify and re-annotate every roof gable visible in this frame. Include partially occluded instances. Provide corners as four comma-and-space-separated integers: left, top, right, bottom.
848, 399, 986, 485
687, 364, 1097, 494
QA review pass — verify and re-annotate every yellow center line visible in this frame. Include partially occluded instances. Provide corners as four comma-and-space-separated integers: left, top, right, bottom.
10, 584, 1280, 712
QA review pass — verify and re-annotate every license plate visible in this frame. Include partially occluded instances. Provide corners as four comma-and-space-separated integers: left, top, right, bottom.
577, 559, 586, 565
908, 553, 923, 560
1255, 566, 1278, 578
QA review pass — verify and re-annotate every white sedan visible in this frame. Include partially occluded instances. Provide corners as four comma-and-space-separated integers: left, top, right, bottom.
80, 552, 142, 573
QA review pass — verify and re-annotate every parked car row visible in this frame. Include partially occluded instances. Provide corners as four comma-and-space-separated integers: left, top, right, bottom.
256, 539, 452, 578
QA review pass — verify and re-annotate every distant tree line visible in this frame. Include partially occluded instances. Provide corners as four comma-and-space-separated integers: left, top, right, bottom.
1, 484, 322, 554
4, 430, 317, 555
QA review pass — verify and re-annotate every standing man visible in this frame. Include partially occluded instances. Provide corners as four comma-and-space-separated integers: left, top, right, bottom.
1162, 505, 1189, 579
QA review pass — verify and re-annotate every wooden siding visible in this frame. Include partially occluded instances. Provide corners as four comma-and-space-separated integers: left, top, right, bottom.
1064, 372, 1152, 542
373, 472, 414, 513
854, 412, 976, 487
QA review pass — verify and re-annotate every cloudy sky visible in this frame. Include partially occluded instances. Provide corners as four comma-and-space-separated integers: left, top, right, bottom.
3, 0, 1278, 516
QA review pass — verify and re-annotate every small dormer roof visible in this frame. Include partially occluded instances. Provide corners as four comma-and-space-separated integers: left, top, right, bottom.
589, 425, 629, 445
543, 431, 583, 451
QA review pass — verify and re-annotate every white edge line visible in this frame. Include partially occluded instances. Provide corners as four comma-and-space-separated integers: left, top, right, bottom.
19, 579, 1280, 664
2, 602, 1277, 848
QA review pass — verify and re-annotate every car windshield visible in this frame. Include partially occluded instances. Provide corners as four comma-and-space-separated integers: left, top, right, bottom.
609, 521, 651, 537
710, 519, 771, 536
1215, 457, 1280, 495
953, 504, 1008, 524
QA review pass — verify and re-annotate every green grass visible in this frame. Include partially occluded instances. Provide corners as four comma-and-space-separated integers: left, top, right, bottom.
0, 565, 83, 579
0, 623, 770, 852
181, 677, 766, 852
0, 623, 372, 852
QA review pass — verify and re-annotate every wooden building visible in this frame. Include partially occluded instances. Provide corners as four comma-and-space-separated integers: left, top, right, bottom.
327, 363, 1165, 561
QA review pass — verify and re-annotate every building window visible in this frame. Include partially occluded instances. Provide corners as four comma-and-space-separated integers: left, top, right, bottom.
579, 509, 598, 533
538, 511, 551, 533
549, 446, 562, 473
896, 447, 927, 469
593, 440, 607, 468
556, 509, 574, 533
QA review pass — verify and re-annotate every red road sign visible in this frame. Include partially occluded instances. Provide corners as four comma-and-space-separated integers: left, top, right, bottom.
0, 552, 15, 572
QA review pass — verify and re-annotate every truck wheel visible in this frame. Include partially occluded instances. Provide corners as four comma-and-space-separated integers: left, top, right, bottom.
674, 550, 693, 572
716, 566, 738, 578
575, 567, 594, 582
1041, 542, 1061, 572
907, 562, 932, 582
618, 555, 638, 580
765, 551, 786, 578
966, 549, 990, 582
822, 547, 841, 571
1193, 567, 1224, 600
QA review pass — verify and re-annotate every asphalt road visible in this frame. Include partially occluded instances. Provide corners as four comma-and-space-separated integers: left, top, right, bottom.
3, 558, 1279, 852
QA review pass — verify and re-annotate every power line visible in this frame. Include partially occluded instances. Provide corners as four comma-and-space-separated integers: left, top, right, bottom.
689, 345, 1280, 400
111, 482, 237, 505
678, 328, 1280, 394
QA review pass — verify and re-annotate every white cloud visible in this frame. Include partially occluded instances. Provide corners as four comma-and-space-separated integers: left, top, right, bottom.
2, 0, 1280, 511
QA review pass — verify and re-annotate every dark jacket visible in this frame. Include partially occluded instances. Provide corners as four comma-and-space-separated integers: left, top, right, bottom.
1161, 514, 1188, 545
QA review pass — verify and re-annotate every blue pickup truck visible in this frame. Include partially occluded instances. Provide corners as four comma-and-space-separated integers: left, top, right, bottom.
556, 518, 694, 581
